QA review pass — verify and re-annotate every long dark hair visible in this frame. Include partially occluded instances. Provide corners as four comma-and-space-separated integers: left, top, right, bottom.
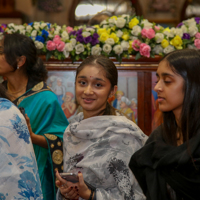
76, 55, 118, 115
1, 33, 48, 82
0, 84, 9, 99
160, 49, 200, 145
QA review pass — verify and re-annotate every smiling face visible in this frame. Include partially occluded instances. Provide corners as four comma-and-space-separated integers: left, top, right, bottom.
154, 60, 185, 121
75, 65, 115, 118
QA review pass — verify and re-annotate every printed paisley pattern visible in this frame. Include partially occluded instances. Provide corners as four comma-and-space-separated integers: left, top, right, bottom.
57, 112, 147, 200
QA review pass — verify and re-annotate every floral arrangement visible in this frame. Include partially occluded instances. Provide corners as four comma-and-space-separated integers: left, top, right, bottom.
1, 16, 200, 62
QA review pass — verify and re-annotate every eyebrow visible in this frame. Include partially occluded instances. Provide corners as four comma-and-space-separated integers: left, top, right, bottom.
156, 72, 174, 77
77, 75, 106, 82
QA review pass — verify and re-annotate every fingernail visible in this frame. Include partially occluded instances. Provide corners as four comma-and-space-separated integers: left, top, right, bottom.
78, 171, 81, 174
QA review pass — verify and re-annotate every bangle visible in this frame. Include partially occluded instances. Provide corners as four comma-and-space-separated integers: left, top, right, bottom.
88, 189, 94, 200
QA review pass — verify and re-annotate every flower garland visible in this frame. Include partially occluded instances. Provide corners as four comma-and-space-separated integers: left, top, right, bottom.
1, 16, 200, 62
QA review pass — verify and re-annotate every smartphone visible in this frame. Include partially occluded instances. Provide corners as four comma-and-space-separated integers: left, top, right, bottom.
59, 173, 79, 183
19, 107, 25, 117
60, 172, 96, 190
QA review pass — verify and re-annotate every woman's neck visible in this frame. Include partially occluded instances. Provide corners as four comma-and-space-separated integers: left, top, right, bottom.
6, 75, 28, 101
83, 108, 106, 119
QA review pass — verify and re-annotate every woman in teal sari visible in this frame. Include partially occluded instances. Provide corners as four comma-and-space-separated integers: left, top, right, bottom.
0, 33, 69, 200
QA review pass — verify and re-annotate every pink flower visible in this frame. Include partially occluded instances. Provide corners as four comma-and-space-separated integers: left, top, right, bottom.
141, 28, 155, 39
139, 43, 151, 58
194, 39, 200, 49
66, 26, 73, 33
53, 35, 61, 45
195, 32, 200, 39
132, 39, 142, 51
57, 41, 65, 52
154, 26, 160, 31
46, 41, 56, 51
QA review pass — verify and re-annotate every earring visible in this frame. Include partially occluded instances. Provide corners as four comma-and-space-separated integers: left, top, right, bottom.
17, 66, 19, 69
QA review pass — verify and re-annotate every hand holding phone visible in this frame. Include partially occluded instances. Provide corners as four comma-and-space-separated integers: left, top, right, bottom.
59, 172, 79, 183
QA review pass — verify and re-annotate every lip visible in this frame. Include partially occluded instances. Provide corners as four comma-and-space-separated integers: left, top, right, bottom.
157, 96, 165, 102
82, 98, 95, 103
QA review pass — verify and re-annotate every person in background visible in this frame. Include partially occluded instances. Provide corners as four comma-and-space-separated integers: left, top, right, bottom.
0, 84, 43, 199
56, 55, 147, 200
112, 90, 124, 110
0, 33, 69, 200
120, 96, 136, 123
129, 49, 200, 200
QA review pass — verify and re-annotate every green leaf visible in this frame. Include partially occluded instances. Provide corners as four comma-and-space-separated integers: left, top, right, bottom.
135, 52, 141, 60
46, 51, 53, 61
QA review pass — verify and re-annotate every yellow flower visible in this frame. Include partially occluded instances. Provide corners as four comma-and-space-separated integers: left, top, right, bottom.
161, 39, 169, 48
122, 33, 129, 41
99, 32, 109, 42
94, 25, 100, 29
97, 28, 107, 35
170, 35, 183, 49
128, 40, 133, 51
163, 27, 170, 33
110, 16, 117, 20
129, 17, 139, 29
106, 28, 111, 34
109, 33, 119, 43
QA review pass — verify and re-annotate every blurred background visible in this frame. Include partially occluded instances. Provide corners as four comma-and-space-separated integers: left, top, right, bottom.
0, 0, 200, 27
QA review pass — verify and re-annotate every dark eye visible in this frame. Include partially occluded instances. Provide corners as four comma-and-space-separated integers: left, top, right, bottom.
95, 83, 102, 87
79, 81, 86, 85
164, 81, 171, 84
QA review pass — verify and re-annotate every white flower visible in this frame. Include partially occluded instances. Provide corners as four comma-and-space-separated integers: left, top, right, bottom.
108, 18, 115, 24
184, 18, 196, 27
48, 33, 54, 38
116, 30, 123, 38
181, 25, 188, 33
70, 38, 77, 47
113, 44, 123, 54
64, 43, 73, 52
163, 30, 174, 38
61, 31, 69, 41
155, 33, 164, 43
121, 40, 129, 51
175, 28, 183, 38
63, 50, 70, 58
131, 25, 142, 36
141, 19, 153, 28
105, 38, 115, 45
163, 45, 175, 54
170, 28, 176, 36
33, 24, 40, 31
26, 25, 33, 33
34, 41, 44, 49
130, 36, 138, 41
100, 20, 107, 25
188, 25, 198, 37
31, 30, 37, 37
122, 14, 130, 20
6, 29, 14, 34
115, 17, 126, 28
75, 43, 84, 54
103, 25, 110, 29
55, 25, 61, 31
86, 28, 95, 32
40, 23, 48, 29
82, 31, 91, 37
153, 45, 163, 54
8, 23, 15, 28
91, 46, 102, 55
103, 44, 112, 54
54, 30, 60, 35
20, 30, 26, 35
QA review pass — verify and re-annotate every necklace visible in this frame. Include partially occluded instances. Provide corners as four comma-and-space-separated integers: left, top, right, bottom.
7, 85, 27, 94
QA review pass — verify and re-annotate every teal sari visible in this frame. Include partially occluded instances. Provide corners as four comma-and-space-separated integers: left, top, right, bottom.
16, 82, 69, 200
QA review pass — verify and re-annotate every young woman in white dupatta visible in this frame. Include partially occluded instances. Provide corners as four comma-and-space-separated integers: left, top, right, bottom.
56, 55, 147, 200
